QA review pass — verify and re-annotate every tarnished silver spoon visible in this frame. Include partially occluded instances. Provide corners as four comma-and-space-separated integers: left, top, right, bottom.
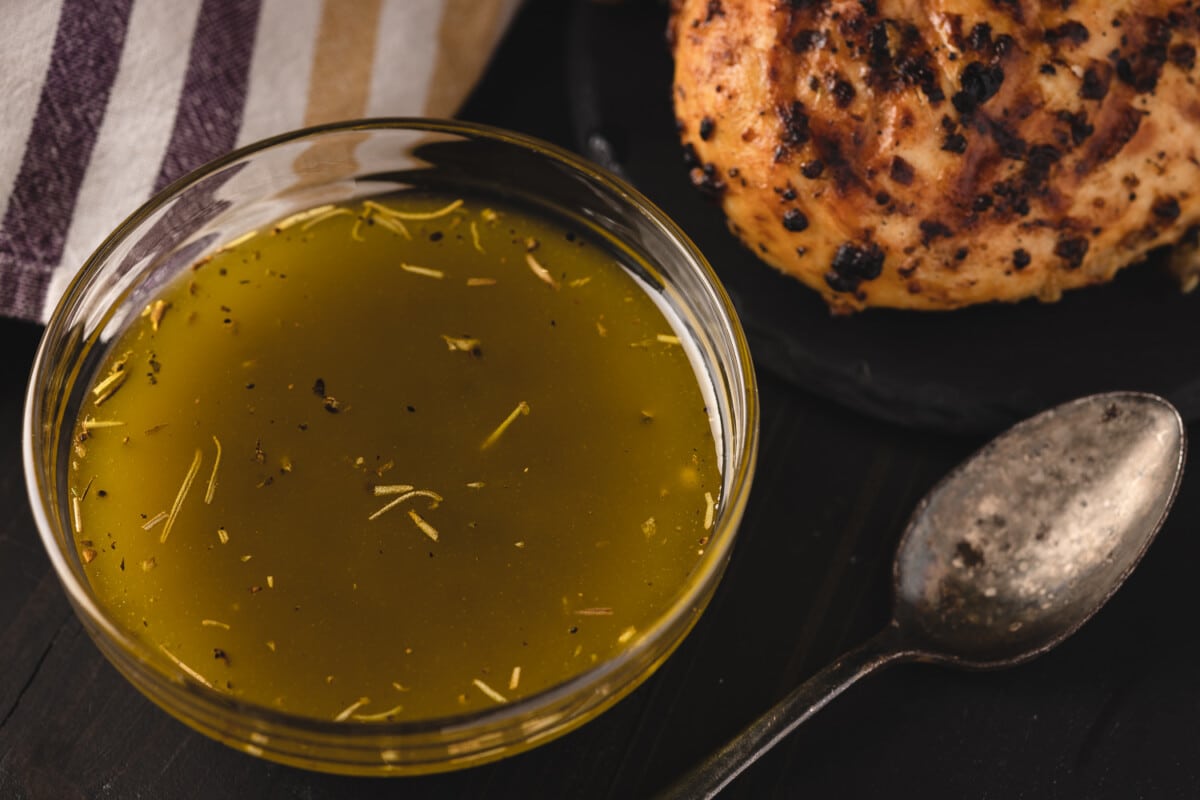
662, 391, 1186, 799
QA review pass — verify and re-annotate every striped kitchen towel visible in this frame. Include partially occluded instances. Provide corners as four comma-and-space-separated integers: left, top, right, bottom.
0, 0, 520, 324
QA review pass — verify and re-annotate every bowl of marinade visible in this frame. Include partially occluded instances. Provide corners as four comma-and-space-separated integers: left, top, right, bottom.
23, 119, 758, 775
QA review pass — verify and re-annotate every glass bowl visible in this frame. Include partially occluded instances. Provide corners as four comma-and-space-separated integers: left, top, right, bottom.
23, 119, 758, 775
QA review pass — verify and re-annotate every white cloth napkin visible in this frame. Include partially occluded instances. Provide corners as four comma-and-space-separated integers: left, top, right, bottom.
0, 0, 521, 323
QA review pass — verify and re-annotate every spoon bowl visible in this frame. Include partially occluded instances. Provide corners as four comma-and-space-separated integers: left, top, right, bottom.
895, 392, 1185, 667
662, 391, 1186, 799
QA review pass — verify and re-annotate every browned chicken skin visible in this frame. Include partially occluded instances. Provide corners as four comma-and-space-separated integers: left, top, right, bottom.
670, 0, 1200, 312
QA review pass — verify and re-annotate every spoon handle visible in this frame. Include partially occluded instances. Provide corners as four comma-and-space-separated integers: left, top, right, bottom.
657, 624, 914, 800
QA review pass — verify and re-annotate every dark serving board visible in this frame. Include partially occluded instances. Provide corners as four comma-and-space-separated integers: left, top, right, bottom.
566, 1, 1200, 435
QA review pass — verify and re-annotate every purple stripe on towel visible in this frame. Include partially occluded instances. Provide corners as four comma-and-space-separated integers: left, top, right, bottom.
0, 0, 135, 321
154, 0, 262, 192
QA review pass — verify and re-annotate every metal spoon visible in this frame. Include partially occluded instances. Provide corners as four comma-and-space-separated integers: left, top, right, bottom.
662, 391, 1186, 799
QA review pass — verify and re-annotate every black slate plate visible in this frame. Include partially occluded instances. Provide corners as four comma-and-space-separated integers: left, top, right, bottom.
566, 0, 1200, 435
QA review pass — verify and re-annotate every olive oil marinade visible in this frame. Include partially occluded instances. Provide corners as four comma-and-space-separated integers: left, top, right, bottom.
70, 195, 721, 722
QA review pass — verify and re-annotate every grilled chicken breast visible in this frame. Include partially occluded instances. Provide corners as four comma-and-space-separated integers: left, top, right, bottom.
670, 0, 1200, 312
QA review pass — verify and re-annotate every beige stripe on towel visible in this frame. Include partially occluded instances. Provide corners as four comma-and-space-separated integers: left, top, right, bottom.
306, 0, 384, 125
425, 0, 521, 117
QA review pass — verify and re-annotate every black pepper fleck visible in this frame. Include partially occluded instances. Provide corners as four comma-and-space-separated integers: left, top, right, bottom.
792, 29, 827, 53
1045, 21, 1090, 46
778, 101, 811, 147
919, 219, 953, 244
889, 156, 915, 185
952, 62, 1005, 115
1170, 43, 1196, 71
1080, 64, 1111, 100
831, 77, 856, 108
966, 22, 993, 52
782, 209, 810, 232
1153, 196, 1181, 221
689, 163, 726, 198
1057, 109, 1094, 145
1012, 248, 1031, 269
1054, 236, 1089, 268
941, 132, 968, 153
825, 242, 885, 293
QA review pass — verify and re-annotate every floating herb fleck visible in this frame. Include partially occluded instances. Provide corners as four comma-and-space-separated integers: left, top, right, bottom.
161, 449, 203, 543
205, 435, 222, 504
371, 213, 412, 240
369, 197, 463, 221
91, 367, 128, 406
440, 334, 481, 354
367, 489, 443, 521
298, 206, 352, 232
146, 300, 169, 332
480, 401, 530, 450
574, 607, 614, 616
334, 697, 371, 722
408, 509, 440, 542
400, 263, 445, 280
71, 495, 83, 536
472, 678, 507, 704
373, 484, 416, 496
81, 417, 126, 431
275, 204, 336, 231
351, 703, 405, 722
142, 511, 169, 531
469, 221, 484, 253
525, 252, 560, 290
159, 645, 213, 688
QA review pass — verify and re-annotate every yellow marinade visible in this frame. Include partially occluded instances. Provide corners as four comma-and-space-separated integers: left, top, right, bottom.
69, 194, 721, 722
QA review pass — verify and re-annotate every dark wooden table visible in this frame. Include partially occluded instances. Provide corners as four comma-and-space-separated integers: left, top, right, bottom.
4, 2, 1200, 797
